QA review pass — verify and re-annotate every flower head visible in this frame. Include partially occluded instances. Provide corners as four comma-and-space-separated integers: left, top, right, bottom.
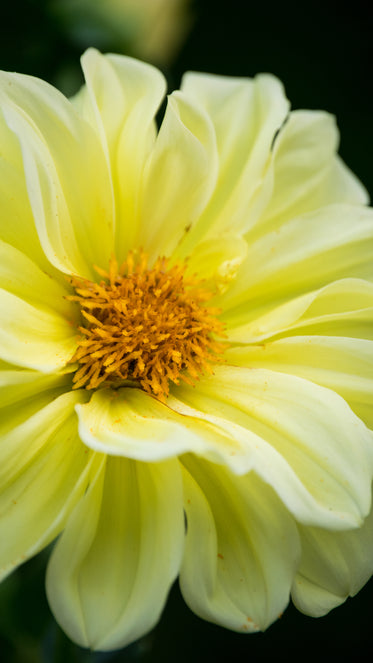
0, 49, 373, 651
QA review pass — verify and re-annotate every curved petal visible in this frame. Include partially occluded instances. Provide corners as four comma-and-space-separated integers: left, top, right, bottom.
0, 68, 114, 277
0, 390, 95, 581
180, 459, 300, 631
174, 366, 373, 529
0, 238, 75, 318
78, 49, 166, 259
291, 496, 373, 616
137, 91, 219, 260
46, 456, 184, 651
253, 110, 368, 238
0, 367, 73, 434
0, 287, 78, 371
76, 386, 264, 471
226, 336, 373, 429
226, 278, 373, 343
219, 204, 373, 319
0, 110, 52, 271
179, 72, 289, 247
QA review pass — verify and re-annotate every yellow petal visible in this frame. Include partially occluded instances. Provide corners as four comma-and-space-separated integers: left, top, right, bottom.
220, 204, 373, 319
291, 498, 373, 616
0, 288, 78, 371
0, 192, 79, 374
226, 278, 373, 343
179, 72, 289, 244
226, 336, 373, 429
175, 366, 373, 529
46, 456, 184, 651
180, 460, 300, 631
0, 367, 73, 433
0, 390, 95, 581
0, 110, 52, 271
76, 386, 260, 472
0, 68, 114, 278
137, 91, 218, 259
255, 110, 368, 237
78, 48, 166, 259
0, 238, 76, 318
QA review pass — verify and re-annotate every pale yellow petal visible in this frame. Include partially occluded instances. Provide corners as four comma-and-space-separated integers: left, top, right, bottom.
226, 336, 373, 429
180, 460, 300, 631
0, 197, 79, 374
179, 72, 289, 246
137, 91, 218, 259
220, 205, 373, 319
0, 238, 76, 318
0, 288, 78, 371
46, 456, 184, 651
76, 386, 266, 473
0, 110, 52, 271
254, 110, 369, 238
175, 366, 373, 528
291, 499, 373, 616
0, 390, 95, 581
78, 48, 166, 259
0, 69, 114, 278
0, 368, 73, 434
226, 278, 373, 343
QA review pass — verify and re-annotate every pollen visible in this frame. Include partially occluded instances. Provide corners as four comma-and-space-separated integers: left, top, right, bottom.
67, 251, 226, 399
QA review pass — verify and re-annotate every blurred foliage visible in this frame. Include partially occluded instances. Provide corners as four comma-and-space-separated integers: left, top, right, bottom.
50, 0, 193, 64
1, 0, 373, 661
1, 0, 192, 96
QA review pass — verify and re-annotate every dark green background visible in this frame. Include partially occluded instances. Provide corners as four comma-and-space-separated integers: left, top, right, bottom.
1, 1, 372, 661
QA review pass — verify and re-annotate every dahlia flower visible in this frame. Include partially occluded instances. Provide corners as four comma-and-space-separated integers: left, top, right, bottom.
0, 48, 372, 651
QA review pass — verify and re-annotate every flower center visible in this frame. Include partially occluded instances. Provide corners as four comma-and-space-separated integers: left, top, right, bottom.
67, 251, 226, 399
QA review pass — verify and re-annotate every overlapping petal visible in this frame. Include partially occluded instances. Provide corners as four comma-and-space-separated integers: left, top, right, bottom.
180, 459, 300, 631
179, 71, 289, 245
220, 204, 373, 322
46, 456, 184, 651
0, 229, 80, 372
292, 499, 373, 617
0, 289, 79, 371
226, 278, 373, 344
253, 110, 368, 238
77, 49, 166, 259
75, 385, 267, 474
226, 336, 373, 429
137, 91, 219, 260
174, 366, 373, 528
0, 366, 73, 432
0, 238, 75, 317
0, 388, 95, 581
0, 111, 51, 271
0, 68, 114, 277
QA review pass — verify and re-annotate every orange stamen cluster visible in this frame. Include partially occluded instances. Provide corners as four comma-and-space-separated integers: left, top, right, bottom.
67, 251, 226, 399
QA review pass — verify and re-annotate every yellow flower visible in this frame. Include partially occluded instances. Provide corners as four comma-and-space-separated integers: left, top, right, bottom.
1, 49, 373, 651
